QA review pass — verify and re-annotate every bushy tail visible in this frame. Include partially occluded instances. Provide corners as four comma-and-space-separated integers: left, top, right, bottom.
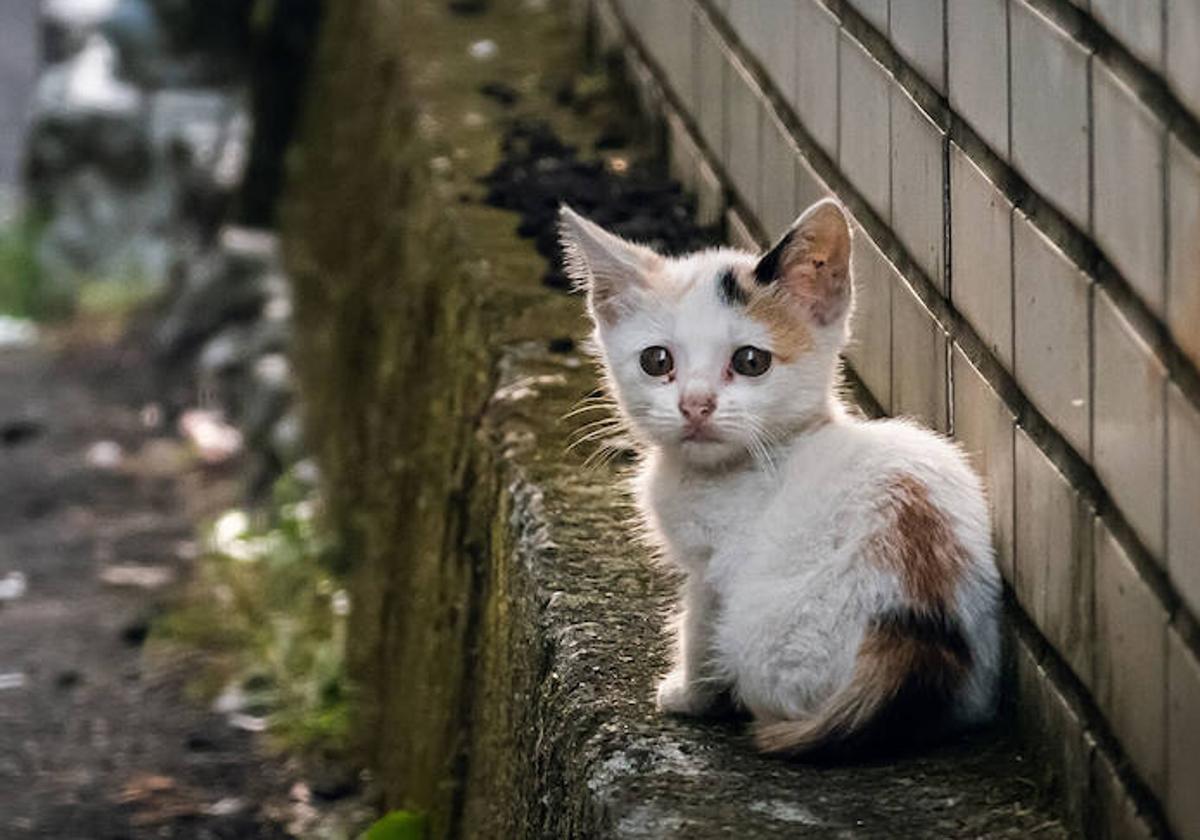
753, 609, 972, 759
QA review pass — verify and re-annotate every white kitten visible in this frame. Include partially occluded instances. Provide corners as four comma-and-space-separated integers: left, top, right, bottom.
559, 199, 1001, 757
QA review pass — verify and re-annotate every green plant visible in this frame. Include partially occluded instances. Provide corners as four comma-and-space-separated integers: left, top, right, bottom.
0, 213, 45, 318
154, 466, 353, 757
360, 811, 428, 840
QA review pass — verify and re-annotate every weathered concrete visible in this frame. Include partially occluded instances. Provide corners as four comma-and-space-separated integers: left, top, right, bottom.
282, 0, 1072, 836
0, 0, 39, 199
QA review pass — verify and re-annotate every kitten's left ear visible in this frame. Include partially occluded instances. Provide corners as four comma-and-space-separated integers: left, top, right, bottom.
559, 205, 664, 325
753, 199, 852, 326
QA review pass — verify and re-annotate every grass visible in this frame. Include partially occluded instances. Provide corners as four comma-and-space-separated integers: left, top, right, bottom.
0, 213, 47, 319
153, 467, 354, 759
0, 212, 162, 321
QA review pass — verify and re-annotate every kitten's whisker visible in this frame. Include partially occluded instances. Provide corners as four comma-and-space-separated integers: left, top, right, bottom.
568, 417, 624, 437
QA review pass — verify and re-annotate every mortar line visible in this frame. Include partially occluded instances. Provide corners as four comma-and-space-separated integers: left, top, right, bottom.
819, 0, 1200, 427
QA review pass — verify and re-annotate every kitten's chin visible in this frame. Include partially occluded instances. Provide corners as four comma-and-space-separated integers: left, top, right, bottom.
674, 438, 747, 468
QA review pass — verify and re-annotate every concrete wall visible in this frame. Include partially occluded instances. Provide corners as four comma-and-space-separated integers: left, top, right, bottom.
588, 1, 1200, 837
0, 0, 39, 202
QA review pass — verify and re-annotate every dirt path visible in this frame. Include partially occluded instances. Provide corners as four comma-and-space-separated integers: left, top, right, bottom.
0, 326, 290, 839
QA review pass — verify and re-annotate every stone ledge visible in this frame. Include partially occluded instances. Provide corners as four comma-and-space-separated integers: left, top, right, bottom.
478, 338, 1070, 838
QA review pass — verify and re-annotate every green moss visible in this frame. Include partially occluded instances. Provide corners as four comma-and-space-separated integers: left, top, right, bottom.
278, 0, 631, 830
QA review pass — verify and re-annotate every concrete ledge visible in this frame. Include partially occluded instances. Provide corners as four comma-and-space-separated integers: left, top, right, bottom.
473, 338, 1069, 838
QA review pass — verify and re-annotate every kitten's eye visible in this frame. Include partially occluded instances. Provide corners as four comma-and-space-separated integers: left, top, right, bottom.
731, 346, 772, 377
639, 346, 674, 377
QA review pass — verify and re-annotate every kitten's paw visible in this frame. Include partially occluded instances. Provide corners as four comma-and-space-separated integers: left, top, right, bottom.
655, 670, 713, 716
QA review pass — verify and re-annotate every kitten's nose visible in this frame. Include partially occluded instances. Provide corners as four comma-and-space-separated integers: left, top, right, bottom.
679, 393, 717, 423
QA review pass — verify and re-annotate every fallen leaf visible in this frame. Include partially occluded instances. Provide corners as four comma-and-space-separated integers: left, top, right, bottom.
98, 564, 175, 589
179, 409, 243, 465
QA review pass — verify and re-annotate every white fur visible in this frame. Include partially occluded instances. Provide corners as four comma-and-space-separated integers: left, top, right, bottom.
560, 202, 1002, 743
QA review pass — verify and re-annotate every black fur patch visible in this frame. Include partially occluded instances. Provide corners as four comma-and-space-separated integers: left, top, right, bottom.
798, 607, 974, 765
753, 229, 794, 285
872, 607, 973, 668
718, 268, 748, 306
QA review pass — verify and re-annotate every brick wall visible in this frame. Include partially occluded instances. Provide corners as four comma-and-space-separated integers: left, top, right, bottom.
578, 1, 1200, 837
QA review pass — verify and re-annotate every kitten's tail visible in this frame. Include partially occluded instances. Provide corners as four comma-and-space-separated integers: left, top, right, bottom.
753, 608, 972, 759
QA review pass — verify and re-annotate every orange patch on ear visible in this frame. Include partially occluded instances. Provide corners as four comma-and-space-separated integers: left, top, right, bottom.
868, 475, 968, 607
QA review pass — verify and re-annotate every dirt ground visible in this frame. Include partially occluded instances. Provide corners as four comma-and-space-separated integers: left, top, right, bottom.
0, 323, 293, 839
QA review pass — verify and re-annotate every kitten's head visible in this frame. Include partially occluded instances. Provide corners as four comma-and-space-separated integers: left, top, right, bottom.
560, 199, 853, 468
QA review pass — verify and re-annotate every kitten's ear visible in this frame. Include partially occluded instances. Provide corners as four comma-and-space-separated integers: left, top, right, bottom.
752, 199, 852, 326
558, 205, 663, 325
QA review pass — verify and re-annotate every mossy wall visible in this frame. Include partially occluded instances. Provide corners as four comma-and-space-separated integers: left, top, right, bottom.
281, 1, 597, 833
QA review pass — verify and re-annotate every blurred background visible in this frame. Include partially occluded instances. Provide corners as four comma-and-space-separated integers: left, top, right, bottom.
0, 1, 1197, 838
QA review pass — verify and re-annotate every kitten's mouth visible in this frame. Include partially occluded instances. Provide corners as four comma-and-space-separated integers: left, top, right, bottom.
681, 427, 722, 444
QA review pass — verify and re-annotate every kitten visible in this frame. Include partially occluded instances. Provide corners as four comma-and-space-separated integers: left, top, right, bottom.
559, 199, 1001, 758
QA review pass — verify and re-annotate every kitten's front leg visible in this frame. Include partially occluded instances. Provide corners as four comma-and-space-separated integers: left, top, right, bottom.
656, 573, 723, 716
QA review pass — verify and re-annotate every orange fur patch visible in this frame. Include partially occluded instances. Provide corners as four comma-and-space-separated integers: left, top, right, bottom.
869, 475, 968, 607
744, 284, 813, 362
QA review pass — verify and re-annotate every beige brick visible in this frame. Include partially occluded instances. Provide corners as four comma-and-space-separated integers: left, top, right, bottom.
1168, 383, 1200, 620
651, 0, 696, 111
1094, 290, 1166, 559
889, 0, 945, 92
727, 0, 797, 105
1091, 0, 1163, 71
1011, 0, 1091, 231
1014, 638, 1093, 832
1167, 628, 1200, 840
758, 109, 800, 238
1168, 136, 1200, 371
955, 348, 1012, 583
667, 110, 699, 193
793, 0, 838, 157
1094, 519, 1167, 797
1090, 744, 1158, 840
1014, 429, 1094, 683
952, 347, 1016, 583
725, 56, 762, 213
891, 280, 948, 431
725, 207, 761, 252
848, 222, 895, 412
1167, 0, 1200, 120
1013, 214, 1092, 457
795, 151, 832, 215
694, 11, 727, 160
694, 157, 724, 230
951, 145, 1013, 369
839, 31, 892, 221
1093, 62, 1166, 316
947, 0, 1009, 158
615, 0, 645, 30
890, 85, 947, 292
846, 0, 888, 32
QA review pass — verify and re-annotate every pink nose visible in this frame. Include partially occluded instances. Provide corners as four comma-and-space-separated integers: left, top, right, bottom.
679, 394, 716, 423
